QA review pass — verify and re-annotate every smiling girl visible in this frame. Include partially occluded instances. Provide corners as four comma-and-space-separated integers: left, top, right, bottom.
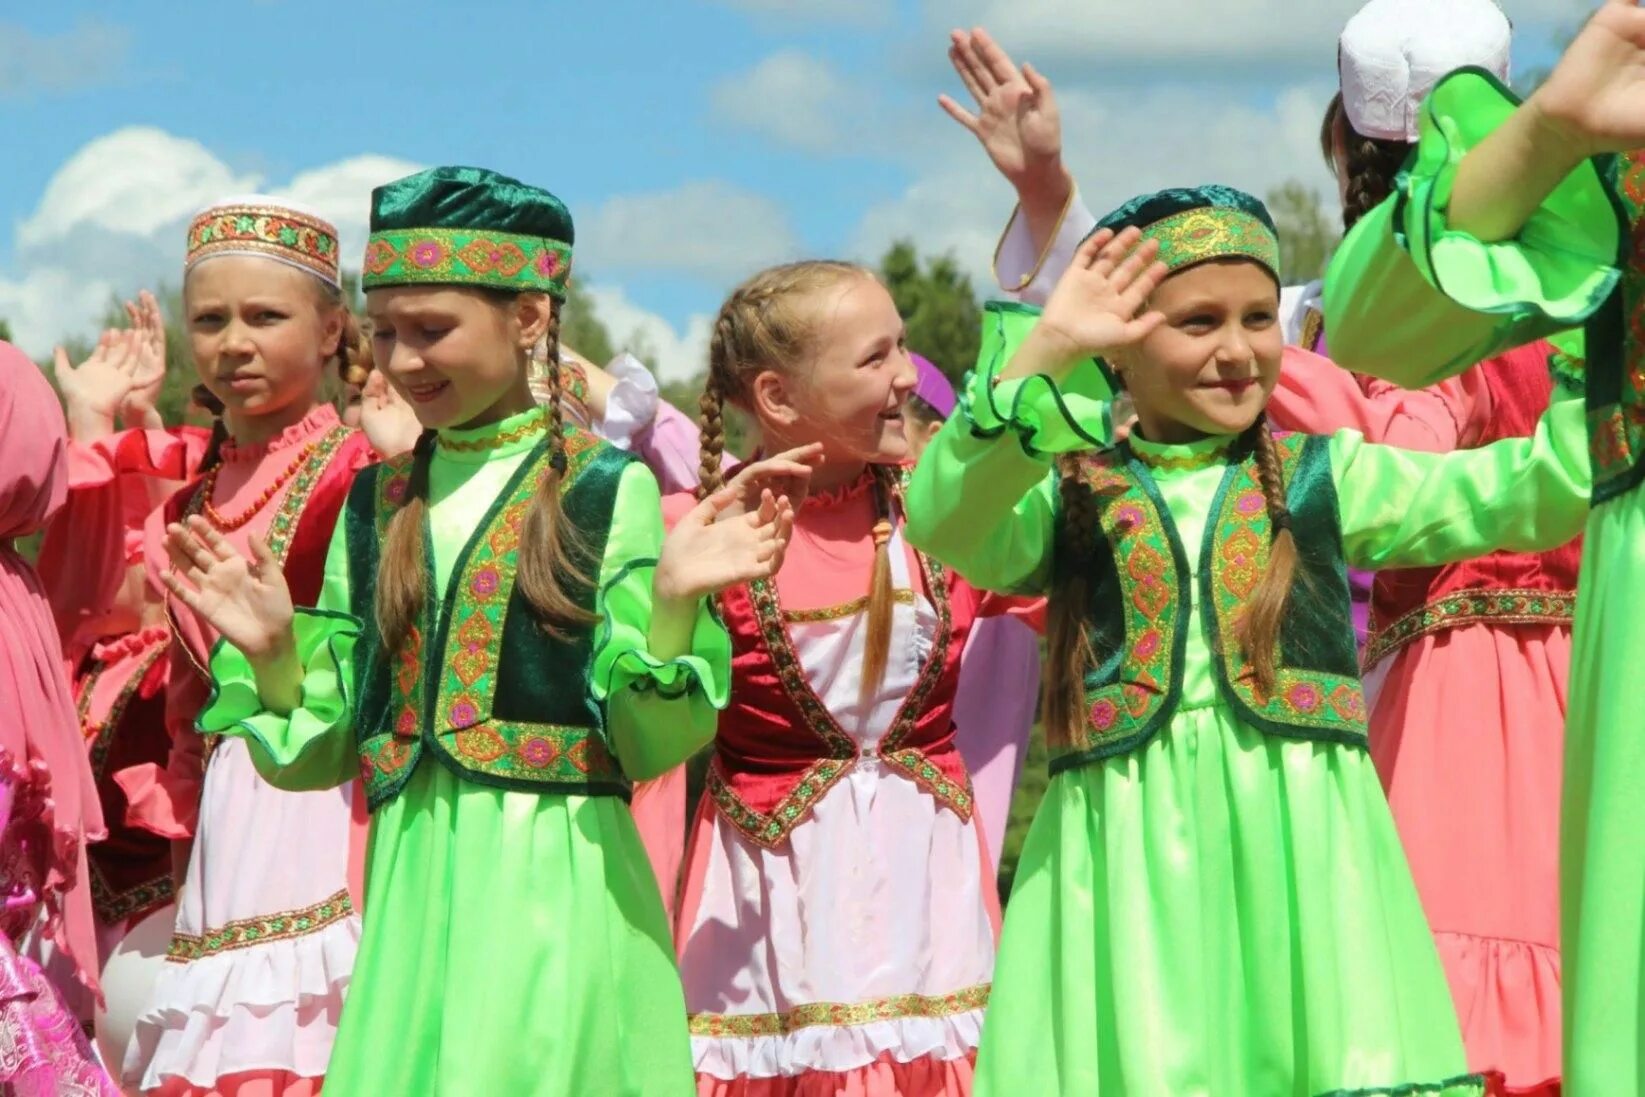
673, 261, 1010, 1096
161, 166, 806, 1095
906, 189, 1591, 1095
116, 197, 376, 1097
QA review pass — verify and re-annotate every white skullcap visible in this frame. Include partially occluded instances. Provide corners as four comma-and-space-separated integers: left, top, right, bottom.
1339, 0, 1512, 143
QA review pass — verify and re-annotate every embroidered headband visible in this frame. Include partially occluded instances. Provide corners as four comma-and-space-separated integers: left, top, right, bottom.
362, 166, 575, 299
186, 195, 341, 288
1092, 184, 1282, 282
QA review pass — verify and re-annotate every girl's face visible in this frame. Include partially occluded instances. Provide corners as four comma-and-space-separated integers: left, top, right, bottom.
185, 256, 342, 420
366, 287, 544, 431
1112, 259, 1282, 444
753, 275, 918, 466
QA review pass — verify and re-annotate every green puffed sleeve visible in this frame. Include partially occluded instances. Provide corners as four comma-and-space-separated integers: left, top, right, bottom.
592, 461, 729, 782
196, 518, 363, 792
1323, 68, 1621, 387
1333, 389, 1589, 570
905, 301, 1114, 595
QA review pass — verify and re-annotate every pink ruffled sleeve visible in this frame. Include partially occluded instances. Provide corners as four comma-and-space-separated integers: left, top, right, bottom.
1267, 345, 1491, 453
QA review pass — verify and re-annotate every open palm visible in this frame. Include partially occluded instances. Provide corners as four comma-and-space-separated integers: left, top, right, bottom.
53, 329, 142, 436
359, 369, 423, 457
1534, 0, 1645, 156
1038, 227, 1170, 360
940, 28, 1062, 192
161, 516, 295, 659
122, 291, 169, 419
656, 487, 796, 603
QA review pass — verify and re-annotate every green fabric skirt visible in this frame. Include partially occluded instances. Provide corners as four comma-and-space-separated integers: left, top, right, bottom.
976, 705, 1480, 1097
1563, 493, 1645, 1094
323, 763, 695, 1096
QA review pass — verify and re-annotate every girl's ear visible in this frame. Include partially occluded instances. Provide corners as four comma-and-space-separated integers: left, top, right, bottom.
319, 304, 345, 360
750, 368, 800, 428
513, 293, 554, 351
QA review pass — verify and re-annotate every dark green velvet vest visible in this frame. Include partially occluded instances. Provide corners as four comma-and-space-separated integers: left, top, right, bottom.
1582, 151, 1645, 504
343, 423, 638, 809
1050, 432, 1368, 775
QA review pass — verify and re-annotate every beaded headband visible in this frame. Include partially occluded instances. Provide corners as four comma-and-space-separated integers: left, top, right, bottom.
361, 228, 572, 298
186, 198, 341, 288
1141, 207, 1281, 279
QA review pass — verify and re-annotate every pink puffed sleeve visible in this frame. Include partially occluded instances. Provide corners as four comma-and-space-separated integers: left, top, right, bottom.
1267, 345, 1491, 453
113, 504, 207, 839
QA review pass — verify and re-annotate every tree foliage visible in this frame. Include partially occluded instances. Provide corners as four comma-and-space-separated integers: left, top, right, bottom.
1265, 181, 1340, 286
879, 240, 982, 382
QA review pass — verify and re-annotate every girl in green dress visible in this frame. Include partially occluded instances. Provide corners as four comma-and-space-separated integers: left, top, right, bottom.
152, 166, 815, 1096
904, 187, 1591, 1095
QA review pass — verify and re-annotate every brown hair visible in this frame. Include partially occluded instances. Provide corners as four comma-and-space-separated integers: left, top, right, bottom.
375, 293, 595, 658
1320, 91, 1413, 233
697, 260, 897, 701
1043, 414, 1300, 746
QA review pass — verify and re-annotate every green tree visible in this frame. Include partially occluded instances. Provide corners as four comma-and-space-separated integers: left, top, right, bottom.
562, 278, 616, 365
1266, 181, 1340, 285
879, 240, 982, 382
0, 318, 12, 343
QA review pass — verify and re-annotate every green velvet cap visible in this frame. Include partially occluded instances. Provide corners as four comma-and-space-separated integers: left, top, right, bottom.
362, 166, 574, 298
1091, 185, 1281, 282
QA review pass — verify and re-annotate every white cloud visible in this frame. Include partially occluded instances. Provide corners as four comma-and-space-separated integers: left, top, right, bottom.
713, 0, 886, 28
582, 284, 713, 386
922, 0, 1586, 67
851, 81, 1340, 288
578, 180, 801, 282
0, 20, 131, 97
0, 126, 421, 356
712, 52, 872, 155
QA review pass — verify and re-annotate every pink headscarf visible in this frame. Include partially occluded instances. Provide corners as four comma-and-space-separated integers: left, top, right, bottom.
0, 342, 104, 998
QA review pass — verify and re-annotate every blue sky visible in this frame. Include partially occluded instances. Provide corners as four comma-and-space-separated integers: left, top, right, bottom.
0, 0, 1581, 379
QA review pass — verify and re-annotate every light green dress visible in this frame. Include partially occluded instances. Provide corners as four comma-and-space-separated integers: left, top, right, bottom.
903, 341, 1589, 1095
196, 408, 728, 1096
1321, 69, 1644, 1095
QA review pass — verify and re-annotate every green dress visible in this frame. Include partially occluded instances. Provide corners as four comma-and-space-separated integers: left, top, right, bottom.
195, 408, 728, 1096
903, 346, 1589, 1096
1321, 68, 1645, 1095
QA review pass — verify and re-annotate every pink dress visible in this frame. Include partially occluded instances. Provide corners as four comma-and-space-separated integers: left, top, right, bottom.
669, 470, 1004, 1096
119, 405, 373, 1097
0, 343, 117, 1093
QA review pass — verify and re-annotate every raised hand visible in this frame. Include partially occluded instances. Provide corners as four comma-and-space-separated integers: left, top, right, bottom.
358, 369, 423, 457
121, 290, 169, 424
53, 329, 142, 441
655, 486, 797, 604
1529, 0, 1645, 158
1022, 227, 1169, 376
713, 443, 823, 518
940, 28, 1065, 202
160, 516, 296, 662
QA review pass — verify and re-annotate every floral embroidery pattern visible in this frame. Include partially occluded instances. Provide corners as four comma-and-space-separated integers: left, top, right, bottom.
187, 203, 339, 285
717, 499, 968, 849
362, 227, 572, 297
1592, 150, 1645, 497
166, 889, 354, 962
688, 983, 990, 1039
1065, 452, 1179, 752
363, 429, 623, 800
1207, 437, 1367, 739
1363, 589, 1576, 669
1144, 207, 1280, 277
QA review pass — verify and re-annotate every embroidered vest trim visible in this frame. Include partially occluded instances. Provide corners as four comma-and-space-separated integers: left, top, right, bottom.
1588, 152, 1645, 503
1052, 434, 1368, 774
355, 426, 626, 808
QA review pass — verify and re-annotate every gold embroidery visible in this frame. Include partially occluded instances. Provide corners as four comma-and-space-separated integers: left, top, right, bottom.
781, 589, 916, 624
166, 888, 354, 962
688, 983, 990, 1039
1364, 589, 1576, 669
1129, 439, 1233, 473
436, 409, 549, 453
